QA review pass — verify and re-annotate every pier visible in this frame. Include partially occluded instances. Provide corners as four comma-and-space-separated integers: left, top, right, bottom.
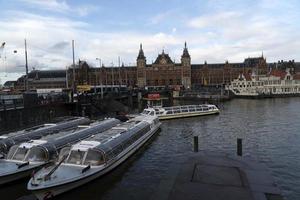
151, 152, 283, 200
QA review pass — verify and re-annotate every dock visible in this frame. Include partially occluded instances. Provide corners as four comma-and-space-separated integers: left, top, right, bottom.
151, 152, 283, 200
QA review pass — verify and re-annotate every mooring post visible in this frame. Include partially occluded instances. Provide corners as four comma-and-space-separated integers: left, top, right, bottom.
237, 138, 242, 156
194, 136, 199, 152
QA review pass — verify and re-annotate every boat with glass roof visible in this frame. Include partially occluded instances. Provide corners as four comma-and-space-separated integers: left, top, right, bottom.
142, 104, 219, 120
0, 118, 120, 185
0, 116, 90, 156
27, 111, 161, 199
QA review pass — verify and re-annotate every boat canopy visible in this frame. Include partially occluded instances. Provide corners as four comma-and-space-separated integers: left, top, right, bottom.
96, 121, 151, 161
0, 117, 90, 154
63, 121, 152, 166
24, 118, 121, 162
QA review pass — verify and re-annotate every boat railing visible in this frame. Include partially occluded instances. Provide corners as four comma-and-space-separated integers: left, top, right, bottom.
162, 105, 212, 114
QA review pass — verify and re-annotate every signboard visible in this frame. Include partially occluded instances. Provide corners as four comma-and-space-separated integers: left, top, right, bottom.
77, 85, 91, 92
147, 93, 160, 99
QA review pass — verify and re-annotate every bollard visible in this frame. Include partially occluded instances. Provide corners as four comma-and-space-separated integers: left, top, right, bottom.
194, 136, 199, 152
237, 138, 242, 156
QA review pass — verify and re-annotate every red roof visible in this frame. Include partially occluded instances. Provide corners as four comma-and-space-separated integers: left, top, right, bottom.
293, 73, 300, 80
269, 69, 286, 80
243, 73, 252, 81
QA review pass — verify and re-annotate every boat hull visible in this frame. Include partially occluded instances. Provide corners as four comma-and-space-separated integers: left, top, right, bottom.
0, 163, 46, 185
158, 110, 219, 120
29, 123, 161, 200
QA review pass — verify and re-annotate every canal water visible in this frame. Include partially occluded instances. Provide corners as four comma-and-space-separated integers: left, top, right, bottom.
1, 98, 300, 200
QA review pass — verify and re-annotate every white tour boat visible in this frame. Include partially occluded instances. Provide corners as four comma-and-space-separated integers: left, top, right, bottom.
27, 111, 161, 199
142, 104, 219, 120
226, 68, 300, 98
0, 118, 120, 185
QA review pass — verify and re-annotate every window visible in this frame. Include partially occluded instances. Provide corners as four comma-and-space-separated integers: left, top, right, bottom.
66, 150, 86, 165
12, 147, 28, 161
26, 147, 48, 162
59, 147, 71, 161
6, 145, 18, 159
84, 150, 104, 166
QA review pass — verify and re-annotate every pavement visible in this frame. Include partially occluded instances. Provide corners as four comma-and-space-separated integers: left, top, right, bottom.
151, 151, 283, 200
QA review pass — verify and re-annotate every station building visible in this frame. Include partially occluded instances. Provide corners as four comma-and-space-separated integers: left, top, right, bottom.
8, 43, 300, 92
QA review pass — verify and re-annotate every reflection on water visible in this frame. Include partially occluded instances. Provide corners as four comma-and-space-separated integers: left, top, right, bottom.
1, 98, 300, 200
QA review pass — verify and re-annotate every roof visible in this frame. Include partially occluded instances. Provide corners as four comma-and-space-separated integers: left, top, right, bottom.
292, 73, 300, 80
269, 69, 287, 79
27, 70, 66, 79
153, 51, 174, 65
3, 81, 16, 87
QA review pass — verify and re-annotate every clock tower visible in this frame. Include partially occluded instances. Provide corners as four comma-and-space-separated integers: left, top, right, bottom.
137, 43, 146, 87
181, 42, 191, 88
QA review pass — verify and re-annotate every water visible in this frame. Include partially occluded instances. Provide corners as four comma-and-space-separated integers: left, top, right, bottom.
1, 98, 300, 200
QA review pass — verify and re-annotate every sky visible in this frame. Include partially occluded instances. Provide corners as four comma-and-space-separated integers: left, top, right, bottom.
0, 0, 300, 84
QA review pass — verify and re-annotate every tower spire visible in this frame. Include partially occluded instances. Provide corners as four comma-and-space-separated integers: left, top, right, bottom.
182, 41, 190, 58
137, 43, 145, 60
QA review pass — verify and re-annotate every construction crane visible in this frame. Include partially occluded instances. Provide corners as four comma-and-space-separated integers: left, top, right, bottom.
0, 42, 5, 58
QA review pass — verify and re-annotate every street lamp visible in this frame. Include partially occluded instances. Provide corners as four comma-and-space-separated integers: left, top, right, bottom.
96, 58, 103, 99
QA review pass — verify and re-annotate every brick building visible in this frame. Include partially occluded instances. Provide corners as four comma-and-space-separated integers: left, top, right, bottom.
11, 43, 300, 92
66, 43, 270, 90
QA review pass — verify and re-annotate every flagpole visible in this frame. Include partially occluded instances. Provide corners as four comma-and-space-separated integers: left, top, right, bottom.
24, 39, 29, 91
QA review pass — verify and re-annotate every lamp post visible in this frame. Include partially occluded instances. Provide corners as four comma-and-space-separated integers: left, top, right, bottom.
96, 58, 103, 99
24, 39, 29, 91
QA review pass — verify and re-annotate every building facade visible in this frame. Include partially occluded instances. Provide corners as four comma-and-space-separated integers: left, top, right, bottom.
9, 43, 300, 92
66, 44, 271, 90
14, 70, 67, 91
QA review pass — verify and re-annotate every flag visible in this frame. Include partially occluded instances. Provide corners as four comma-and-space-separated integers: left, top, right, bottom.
0, 42, 5, 48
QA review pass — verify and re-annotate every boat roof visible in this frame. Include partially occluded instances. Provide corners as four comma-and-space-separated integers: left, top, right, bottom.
18, 140, 48, 149
30, 118, 121, 155
146, 104, 217, 111
0, 117, 91, 153
70, 115, 157, 152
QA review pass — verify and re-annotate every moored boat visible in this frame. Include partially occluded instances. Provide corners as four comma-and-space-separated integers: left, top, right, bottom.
0, 117, 90, 155
143, 104, 219, 120
27, 112, 161, 199
0, 118, 120, 185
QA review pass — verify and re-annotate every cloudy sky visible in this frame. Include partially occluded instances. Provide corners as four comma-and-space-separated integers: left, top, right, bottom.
0, 0, 299, 83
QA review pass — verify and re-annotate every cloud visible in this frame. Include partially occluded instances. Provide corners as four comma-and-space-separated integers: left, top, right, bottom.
19, 0, 98, 16
188, 11, 241, 29
1, 0, 300, 84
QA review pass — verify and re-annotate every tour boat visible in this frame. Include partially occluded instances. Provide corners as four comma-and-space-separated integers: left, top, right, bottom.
0, 117, 90, 155
27, 112, 161, 199
142, 104, 219, 120
0, 118, 120, 185
226, 68, 300, 98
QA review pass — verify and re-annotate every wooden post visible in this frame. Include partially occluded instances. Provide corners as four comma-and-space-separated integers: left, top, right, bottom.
194, 136, 198, 152
237, 138, 242, 156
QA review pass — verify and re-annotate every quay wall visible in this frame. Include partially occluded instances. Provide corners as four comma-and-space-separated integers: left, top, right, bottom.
0, 103, 70, 133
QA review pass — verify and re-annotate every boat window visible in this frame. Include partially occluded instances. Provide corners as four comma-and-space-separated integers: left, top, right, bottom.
196, 108, 203, 111
59, 147, 71, 161
166, 111, 173, 114
6, 145, 18, 159
182, 109, 188, 112
66, 150, 86, 165
142, 110, 150, 115
84, 149, 104, 166
25, 147, 48, 162
11, 147, 28, 161
150, 111, 155, 116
